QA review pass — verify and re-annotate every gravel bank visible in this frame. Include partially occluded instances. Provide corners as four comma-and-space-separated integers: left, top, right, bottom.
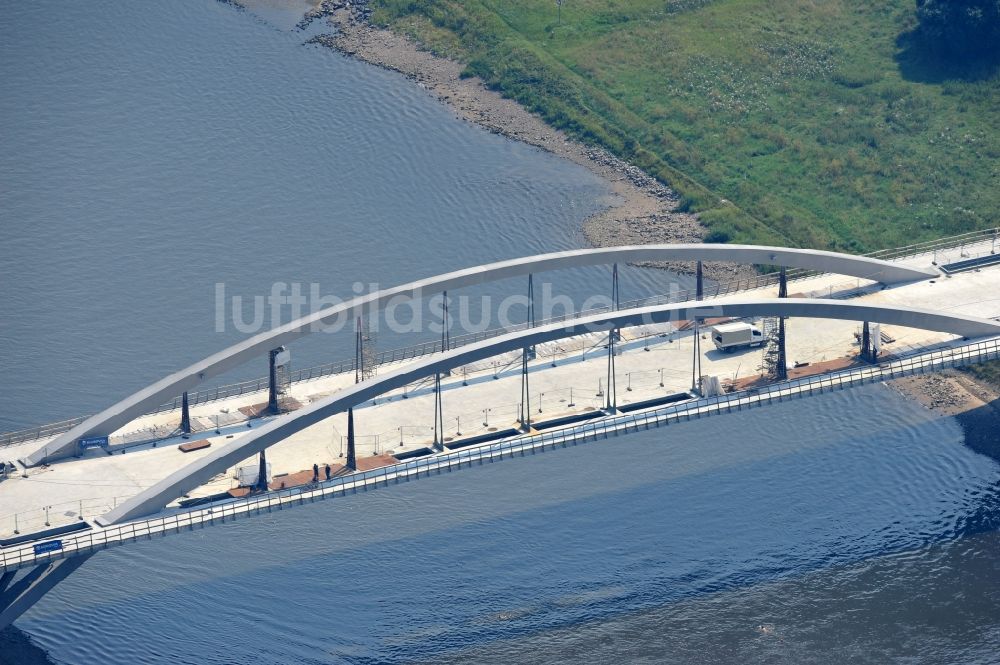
303, 1, 756, 282
892, 371, 1000, 461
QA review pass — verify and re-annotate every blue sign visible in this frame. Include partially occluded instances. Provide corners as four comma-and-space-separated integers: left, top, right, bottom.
79, 436, 109, 450
33, 540, 63, 555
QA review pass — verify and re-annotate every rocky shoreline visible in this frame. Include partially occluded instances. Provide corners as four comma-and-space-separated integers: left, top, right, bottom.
302, 0, 756, 282
891, 371, 998, 418
891, 371, 1000, 461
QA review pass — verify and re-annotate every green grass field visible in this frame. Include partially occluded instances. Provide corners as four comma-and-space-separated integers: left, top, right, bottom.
371, 0, 999, 251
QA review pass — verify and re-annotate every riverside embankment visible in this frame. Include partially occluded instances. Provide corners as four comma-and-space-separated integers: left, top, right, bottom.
303, 0, 756, 282
893, 371, 1000, 462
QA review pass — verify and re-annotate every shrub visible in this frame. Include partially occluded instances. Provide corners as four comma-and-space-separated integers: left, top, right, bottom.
914, 0, 1000, 59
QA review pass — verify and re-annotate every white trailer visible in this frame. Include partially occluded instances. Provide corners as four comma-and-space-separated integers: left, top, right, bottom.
235, 462, 272, 488
710, 322, 764, 352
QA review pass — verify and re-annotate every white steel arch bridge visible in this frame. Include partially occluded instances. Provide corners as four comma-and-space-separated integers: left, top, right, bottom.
9, 242, 1000, 631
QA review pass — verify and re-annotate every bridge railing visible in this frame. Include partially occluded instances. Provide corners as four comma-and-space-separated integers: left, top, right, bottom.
864, 227, 999, 263
3, 335, 999, 574
0, 416, 90, 449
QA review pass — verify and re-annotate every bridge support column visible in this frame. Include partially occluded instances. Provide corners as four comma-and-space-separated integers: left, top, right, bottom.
267, 346, 287, 415
440, 294, 452, 374
180, 392, 191, 434
776, 268, 788, 380
526, 275, 536, 360
606, 330, 618, 412
0, 554, 93, 631
860, 321, 874, 363
355, 318, 365, 383
256, 450, 268, 491
691, 326, 701, 395
611, 263, 621, 342
346, 407, 357, 470
776, 318, 788, 380
432, 373, 445, 449
343, 318, 368, 467
441, 291, 450, 353
692, 261, 704, 394
519, 350, 532, 431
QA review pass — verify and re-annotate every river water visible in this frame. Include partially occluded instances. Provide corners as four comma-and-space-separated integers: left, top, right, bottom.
0, 0, 676, 432
14, 386, 1000, 664
2, 2, 1000, 663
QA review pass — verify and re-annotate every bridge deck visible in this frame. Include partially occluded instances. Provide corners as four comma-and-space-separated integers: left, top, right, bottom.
3, 334, 999, 575
2, 240, 999, 541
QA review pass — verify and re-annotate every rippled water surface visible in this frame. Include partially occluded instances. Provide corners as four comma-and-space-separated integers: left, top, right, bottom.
17, 385, 1000, 663
3, 2, 1000, 663
0, 0, 674, 431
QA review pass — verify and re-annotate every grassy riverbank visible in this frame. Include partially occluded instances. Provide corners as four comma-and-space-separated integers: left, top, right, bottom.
370, 0, 998, 251
963, 360, 1000, 392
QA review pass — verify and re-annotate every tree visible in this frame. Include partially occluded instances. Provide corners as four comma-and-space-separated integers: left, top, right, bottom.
915, 0, 1000, 59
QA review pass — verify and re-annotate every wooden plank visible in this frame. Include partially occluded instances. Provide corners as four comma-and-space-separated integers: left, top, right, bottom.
178, 439, 211, 453
354, 454, 399, 472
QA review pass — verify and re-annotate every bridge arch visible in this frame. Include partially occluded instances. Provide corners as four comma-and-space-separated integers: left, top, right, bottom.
26, 245, 935, 466
97, 296, 996, 525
